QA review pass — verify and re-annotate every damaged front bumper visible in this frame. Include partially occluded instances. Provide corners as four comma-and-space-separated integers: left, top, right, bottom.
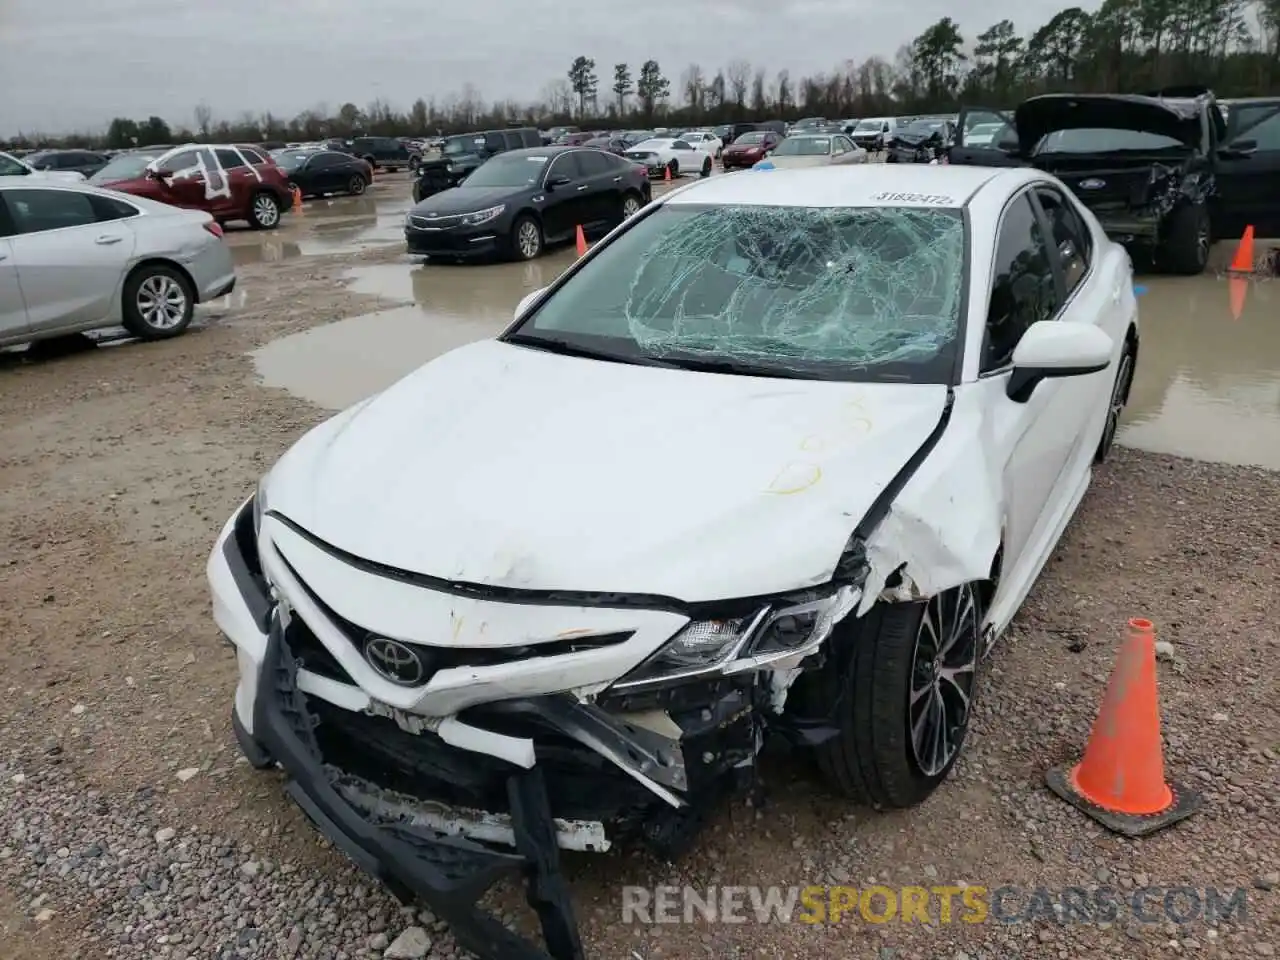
240, 616, 585, 960
209, 496, 865, 959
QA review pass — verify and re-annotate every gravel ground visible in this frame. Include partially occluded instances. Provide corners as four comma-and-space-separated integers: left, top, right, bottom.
1, 235, 1278, 960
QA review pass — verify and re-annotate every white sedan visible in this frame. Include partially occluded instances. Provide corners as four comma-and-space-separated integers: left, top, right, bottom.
674, 129, 724, 157
623, 137, 715, 178
0, 150, 86, 183
209, 164, 1136, 959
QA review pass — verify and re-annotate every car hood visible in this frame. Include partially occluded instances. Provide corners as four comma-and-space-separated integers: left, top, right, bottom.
28, 169, 85, 183
410, 186, 520, 216
1015, 95, 1202, 154
266, 339, 950, 603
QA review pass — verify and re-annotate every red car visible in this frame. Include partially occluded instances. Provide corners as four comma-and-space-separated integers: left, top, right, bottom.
720, 130, 783, 170
95, 143, 293, 229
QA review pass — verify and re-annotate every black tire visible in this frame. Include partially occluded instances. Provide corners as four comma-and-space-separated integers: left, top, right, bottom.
1159, 202, 1210, 275
347, 175, 366, 196
509, 215, 543, 261
121, 264, 195, 340
1095, 336, 1135, 463
700, 158, 712, 178
666, 160, 678, 180
620, 190, 643, 222
793, 583, 982, 809
363, 155, 377, 170
248, 192, 281, 230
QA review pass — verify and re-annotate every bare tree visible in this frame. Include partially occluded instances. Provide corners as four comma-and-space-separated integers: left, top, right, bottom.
725, 59, 751, 109
193, 102, 212, 138
680, 63, 706, 110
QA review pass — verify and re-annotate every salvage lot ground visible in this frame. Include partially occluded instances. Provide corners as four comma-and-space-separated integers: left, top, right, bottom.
0, 170, 1278, 960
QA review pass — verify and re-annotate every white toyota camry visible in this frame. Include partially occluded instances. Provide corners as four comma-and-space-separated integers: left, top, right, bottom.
208, 164, 1138, 959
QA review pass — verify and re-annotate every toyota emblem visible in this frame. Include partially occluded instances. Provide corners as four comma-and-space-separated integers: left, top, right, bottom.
363, 636, 425, 686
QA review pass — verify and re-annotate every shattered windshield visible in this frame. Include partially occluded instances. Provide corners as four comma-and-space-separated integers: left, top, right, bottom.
1036, 128, 1188, 153
506, 203, 966, 382
774, 137, 831, 156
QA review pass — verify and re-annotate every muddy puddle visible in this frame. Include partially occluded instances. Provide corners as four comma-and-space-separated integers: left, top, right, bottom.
1119, 275, 1280, 468
251, 254, 577, 409
253, 260, 1280, 470
227, 195, 413, 265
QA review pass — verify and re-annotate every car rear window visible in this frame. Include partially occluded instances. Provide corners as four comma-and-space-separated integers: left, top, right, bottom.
513, 203, 966, 382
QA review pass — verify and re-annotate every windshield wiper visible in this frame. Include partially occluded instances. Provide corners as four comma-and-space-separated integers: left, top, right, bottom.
658, 354, 821, 380
503, 333, 680, 368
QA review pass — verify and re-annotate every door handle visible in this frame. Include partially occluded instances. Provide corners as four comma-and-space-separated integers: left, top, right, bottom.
576, 184, 589, 191
95, 235, 123, 245
612, 176, 622, 182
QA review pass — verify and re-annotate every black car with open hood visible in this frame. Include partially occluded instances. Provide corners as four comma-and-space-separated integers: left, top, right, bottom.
886, 118, 956, 164
947, 88, 1280, 275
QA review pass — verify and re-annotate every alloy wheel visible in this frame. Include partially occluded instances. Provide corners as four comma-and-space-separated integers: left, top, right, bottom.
253, 194, 279, 227
349, 176, 365, 195
517, 221, 541, 259
136, 275, 188, 330
908, 583, 979, 777
622, 196, 641, 218
1102, 350, 1133, 452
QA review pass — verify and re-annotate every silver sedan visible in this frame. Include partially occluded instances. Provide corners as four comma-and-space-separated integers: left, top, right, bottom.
0, 177, 236, 349
759, 133, 869, 169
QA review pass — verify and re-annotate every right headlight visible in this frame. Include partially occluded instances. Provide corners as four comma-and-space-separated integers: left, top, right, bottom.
612, 584, 861, 691
252, 475, 268, 536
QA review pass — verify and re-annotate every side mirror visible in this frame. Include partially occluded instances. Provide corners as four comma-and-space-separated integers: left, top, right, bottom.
1221, 138, 1257, 156
514, 286, 548, 321
546, 175, 572, 189
1006, 321, 1113, 403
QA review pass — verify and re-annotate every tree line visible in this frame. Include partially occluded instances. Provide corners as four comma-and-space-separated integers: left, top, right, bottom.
5, 0, 1279, 150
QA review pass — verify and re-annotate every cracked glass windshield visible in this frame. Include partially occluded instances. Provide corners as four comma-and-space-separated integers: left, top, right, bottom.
507, 203, 967, 382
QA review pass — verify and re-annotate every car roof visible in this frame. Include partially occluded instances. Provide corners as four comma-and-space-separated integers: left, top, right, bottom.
503, 146, 583, 158
662, 164, 1011, 209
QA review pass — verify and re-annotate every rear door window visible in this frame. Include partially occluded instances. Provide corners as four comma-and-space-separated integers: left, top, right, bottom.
575, 150, 613, 177
214, 149, 246, 169
1034, 187, 1092, 295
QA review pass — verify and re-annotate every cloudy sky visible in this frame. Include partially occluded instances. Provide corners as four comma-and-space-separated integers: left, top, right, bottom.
2, 0, 1087, 136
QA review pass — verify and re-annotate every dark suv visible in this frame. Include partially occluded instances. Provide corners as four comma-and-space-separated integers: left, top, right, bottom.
412, 127, 543, 202
950, 88, 1280, 274
349, 136, 415, 172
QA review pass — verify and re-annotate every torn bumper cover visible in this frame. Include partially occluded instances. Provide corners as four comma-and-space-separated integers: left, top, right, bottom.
212, 494, 868, 960
242, 616, 585, 960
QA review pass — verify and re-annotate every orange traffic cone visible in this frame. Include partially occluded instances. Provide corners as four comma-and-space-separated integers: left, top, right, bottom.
1046, 618, 1201, 837
291, 187, 303, 214
575, 224, 587, 257
1228, 225, 1255, 273
664, 165, 672, 182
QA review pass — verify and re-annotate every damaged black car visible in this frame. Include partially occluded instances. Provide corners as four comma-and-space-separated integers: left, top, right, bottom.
886, 117, 956, 164
948, 89, 1277, 274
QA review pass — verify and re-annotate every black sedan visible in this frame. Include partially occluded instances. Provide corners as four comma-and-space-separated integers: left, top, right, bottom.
24, 149, 110, 177
271, 149, 373, 198
404, 146, 651, 262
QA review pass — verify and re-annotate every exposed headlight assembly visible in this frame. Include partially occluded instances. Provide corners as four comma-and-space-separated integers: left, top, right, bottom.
459, 204, 504, 226
612, 584, 861, 691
